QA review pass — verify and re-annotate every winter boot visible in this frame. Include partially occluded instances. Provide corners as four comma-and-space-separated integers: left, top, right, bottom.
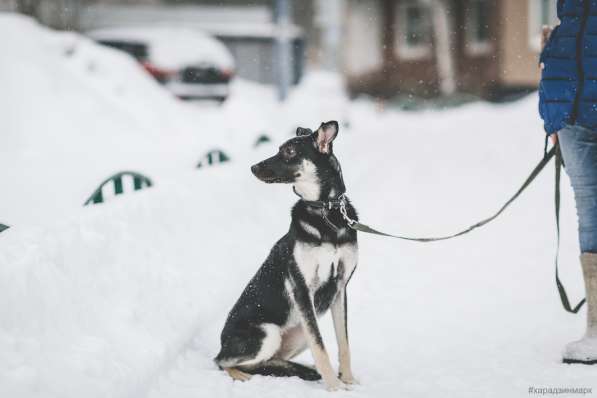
563, 253, 597, 365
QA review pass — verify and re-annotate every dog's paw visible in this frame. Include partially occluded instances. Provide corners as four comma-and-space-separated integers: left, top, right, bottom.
224, 367, 252, 382
339, 372, 359, 385
324, 377, 351, 392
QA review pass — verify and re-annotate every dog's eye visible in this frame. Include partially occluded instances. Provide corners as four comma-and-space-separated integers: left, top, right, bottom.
283, 147, 296, 158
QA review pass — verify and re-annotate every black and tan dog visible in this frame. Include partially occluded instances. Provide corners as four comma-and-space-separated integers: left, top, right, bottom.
214, 121, 359, 390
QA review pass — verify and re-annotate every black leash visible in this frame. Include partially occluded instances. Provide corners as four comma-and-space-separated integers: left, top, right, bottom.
343, 147, 558, 242
300, 144, 586, 313
554, 144, 586, 313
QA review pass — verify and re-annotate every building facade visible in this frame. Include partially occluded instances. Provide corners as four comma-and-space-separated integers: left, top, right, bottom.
343, 0, 558, 100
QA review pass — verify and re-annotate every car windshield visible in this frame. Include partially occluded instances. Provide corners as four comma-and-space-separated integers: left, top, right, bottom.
98, 40, 148, 61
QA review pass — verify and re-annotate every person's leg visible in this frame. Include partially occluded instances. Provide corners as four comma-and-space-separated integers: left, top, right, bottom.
557, 124, 597, 364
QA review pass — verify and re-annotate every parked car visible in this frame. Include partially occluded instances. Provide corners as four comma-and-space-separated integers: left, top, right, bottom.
88, 26, 235, 102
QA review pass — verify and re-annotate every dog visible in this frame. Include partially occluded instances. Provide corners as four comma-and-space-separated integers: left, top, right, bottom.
214, 121, 359, 391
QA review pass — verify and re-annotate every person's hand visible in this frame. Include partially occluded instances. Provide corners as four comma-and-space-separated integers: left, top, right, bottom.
540, 25, 553, 70
551, 133, 558, 145
541, 25, 553, 49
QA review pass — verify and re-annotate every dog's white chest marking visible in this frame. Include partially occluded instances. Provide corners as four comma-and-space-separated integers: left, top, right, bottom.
283, 242, 357, 329
293, 242, 358, 291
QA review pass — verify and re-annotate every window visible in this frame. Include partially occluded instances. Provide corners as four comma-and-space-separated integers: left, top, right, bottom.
466, 0, 492, 55
396, 0, 432, 60
528, 0, 558, 51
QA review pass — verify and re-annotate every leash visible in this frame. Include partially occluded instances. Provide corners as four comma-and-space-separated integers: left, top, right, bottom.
554, 144, 586, 313
339, 147, 557, 242
301, 144, 586, 313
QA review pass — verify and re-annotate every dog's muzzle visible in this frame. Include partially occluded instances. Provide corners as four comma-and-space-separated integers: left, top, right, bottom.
250, 162, 279, 182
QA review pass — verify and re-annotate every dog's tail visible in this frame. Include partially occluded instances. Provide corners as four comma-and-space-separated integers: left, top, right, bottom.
239, 359, 321, 381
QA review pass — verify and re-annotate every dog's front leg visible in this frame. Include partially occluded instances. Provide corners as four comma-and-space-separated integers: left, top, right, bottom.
288, 268, 346, 391
331, 287, 357, 384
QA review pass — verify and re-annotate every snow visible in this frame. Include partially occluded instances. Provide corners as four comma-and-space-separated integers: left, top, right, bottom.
1, 14, 595, 398
87, 26, 235, 70
79, 4, 303, 40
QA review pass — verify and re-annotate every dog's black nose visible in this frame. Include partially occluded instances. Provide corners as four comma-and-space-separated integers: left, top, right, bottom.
251, 164, 260, 175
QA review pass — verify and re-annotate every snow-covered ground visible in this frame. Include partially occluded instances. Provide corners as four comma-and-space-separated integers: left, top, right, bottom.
1, 15, 595, 398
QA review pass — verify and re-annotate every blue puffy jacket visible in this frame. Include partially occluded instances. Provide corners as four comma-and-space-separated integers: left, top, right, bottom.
539, 0, 597, 134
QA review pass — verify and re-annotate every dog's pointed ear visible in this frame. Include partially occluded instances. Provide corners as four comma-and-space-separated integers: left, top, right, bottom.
314, 121, 339, 154
295, 127, 313, 137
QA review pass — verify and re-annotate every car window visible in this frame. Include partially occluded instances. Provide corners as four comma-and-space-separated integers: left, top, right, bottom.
97, 40, 149, 61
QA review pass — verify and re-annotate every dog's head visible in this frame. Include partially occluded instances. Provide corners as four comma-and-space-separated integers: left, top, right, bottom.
251, 121, 345, 201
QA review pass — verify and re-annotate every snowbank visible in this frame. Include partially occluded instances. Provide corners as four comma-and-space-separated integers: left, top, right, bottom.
1, 13, 595, 398
0, 14, 207, 226
0, 168, 283, 398
0, 15, 277, 227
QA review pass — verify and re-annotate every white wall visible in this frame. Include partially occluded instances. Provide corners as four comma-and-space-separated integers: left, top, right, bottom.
342, 0, 383, 76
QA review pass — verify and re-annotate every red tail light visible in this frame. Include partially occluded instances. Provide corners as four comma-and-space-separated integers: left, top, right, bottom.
221, 68, 234, 80
141, 62, 176, 82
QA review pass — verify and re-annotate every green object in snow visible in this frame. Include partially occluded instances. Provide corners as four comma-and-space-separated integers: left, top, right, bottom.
84, 171, 153, 206
254, 134, 271, 147
197, 149, 230, 168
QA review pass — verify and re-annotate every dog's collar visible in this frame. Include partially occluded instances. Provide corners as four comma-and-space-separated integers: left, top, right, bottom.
293, 188, 350, 232
293, 187, 347, 210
